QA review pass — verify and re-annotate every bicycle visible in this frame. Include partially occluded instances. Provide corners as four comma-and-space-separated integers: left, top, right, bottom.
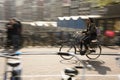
58, 52, 92, 80
0, 52, 22, 80
59, 32, 102, 60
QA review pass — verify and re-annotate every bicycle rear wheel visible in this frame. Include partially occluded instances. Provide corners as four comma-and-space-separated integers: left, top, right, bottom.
59, 44, 76, 60
86, 44, 102, 60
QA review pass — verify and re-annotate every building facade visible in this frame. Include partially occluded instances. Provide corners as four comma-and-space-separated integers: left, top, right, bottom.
43, 0, 63, 20
4, 0, 16, 20
16, 0, 44, 21
0, 2, 5, 20
15, 0, 120, 21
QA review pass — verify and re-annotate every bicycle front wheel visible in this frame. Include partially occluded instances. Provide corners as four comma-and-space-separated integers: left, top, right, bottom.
59, 44, 76, 60
86, 44, 102, 60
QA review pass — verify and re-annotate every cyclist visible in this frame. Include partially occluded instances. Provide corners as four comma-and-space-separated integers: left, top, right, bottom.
80, 18, 97, 55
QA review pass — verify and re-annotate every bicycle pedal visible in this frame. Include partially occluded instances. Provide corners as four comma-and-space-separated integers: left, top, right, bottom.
90, 50, 95, 52
80, 51, 86, 55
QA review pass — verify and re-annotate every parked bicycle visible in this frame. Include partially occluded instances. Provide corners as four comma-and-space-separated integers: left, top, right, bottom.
59, 32, 102, 60
0, 52, 22, 80
58, 52, 92, 80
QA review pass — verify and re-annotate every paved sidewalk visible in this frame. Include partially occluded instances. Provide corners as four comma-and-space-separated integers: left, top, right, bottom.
0, 55, 119, 80
0, 46, 120, 80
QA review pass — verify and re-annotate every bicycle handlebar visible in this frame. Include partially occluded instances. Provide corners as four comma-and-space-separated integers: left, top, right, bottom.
0, 54, 20, 59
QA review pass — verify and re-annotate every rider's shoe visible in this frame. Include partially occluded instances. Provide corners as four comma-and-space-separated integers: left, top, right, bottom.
80, 50, 86, 55
90, 50, 95, 53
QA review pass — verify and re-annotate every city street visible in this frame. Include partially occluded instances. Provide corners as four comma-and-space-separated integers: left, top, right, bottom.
0, 0, 120, 80
0, 46, 120, 80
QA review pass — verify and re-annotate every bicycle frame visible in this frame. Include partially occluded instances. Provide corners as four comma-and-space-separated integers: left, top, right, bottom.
59, 32, 102, 60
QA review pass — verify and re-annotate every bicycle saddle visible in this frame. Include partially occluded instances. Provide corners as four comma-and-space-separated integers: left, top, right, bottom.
7, 60, 20, 67
64, 68, 79, 77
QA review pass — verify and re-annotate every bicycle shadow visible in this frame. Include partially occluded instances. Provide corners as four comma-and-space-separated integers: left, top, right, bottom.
59, 59, 111, 75
85, 60, 111, 75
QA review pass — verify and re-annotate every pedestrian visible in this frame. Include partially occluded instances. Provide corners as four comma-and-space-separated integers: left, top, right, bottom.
11, 18, 22, 51
14, 19, 23, 47
5, 19, 13, 49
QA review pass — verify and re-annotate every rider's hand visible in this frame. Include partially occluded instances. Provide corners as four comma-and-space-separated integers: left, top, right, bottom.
82, 30, 87, 33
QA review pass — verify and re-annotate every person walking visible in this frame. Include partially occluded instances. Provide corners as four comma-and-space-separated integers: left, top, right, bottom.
10, 18, 22, 51
5, 20, 13, 49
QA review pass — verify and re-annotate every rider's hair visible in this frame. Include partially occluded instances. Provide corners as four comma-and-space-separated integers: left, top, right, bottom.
89, 18, 94, 23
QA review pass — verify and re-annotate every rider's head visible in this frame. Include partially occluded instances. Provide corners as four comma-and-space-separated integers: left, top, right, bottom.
86, 18, 94, 24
